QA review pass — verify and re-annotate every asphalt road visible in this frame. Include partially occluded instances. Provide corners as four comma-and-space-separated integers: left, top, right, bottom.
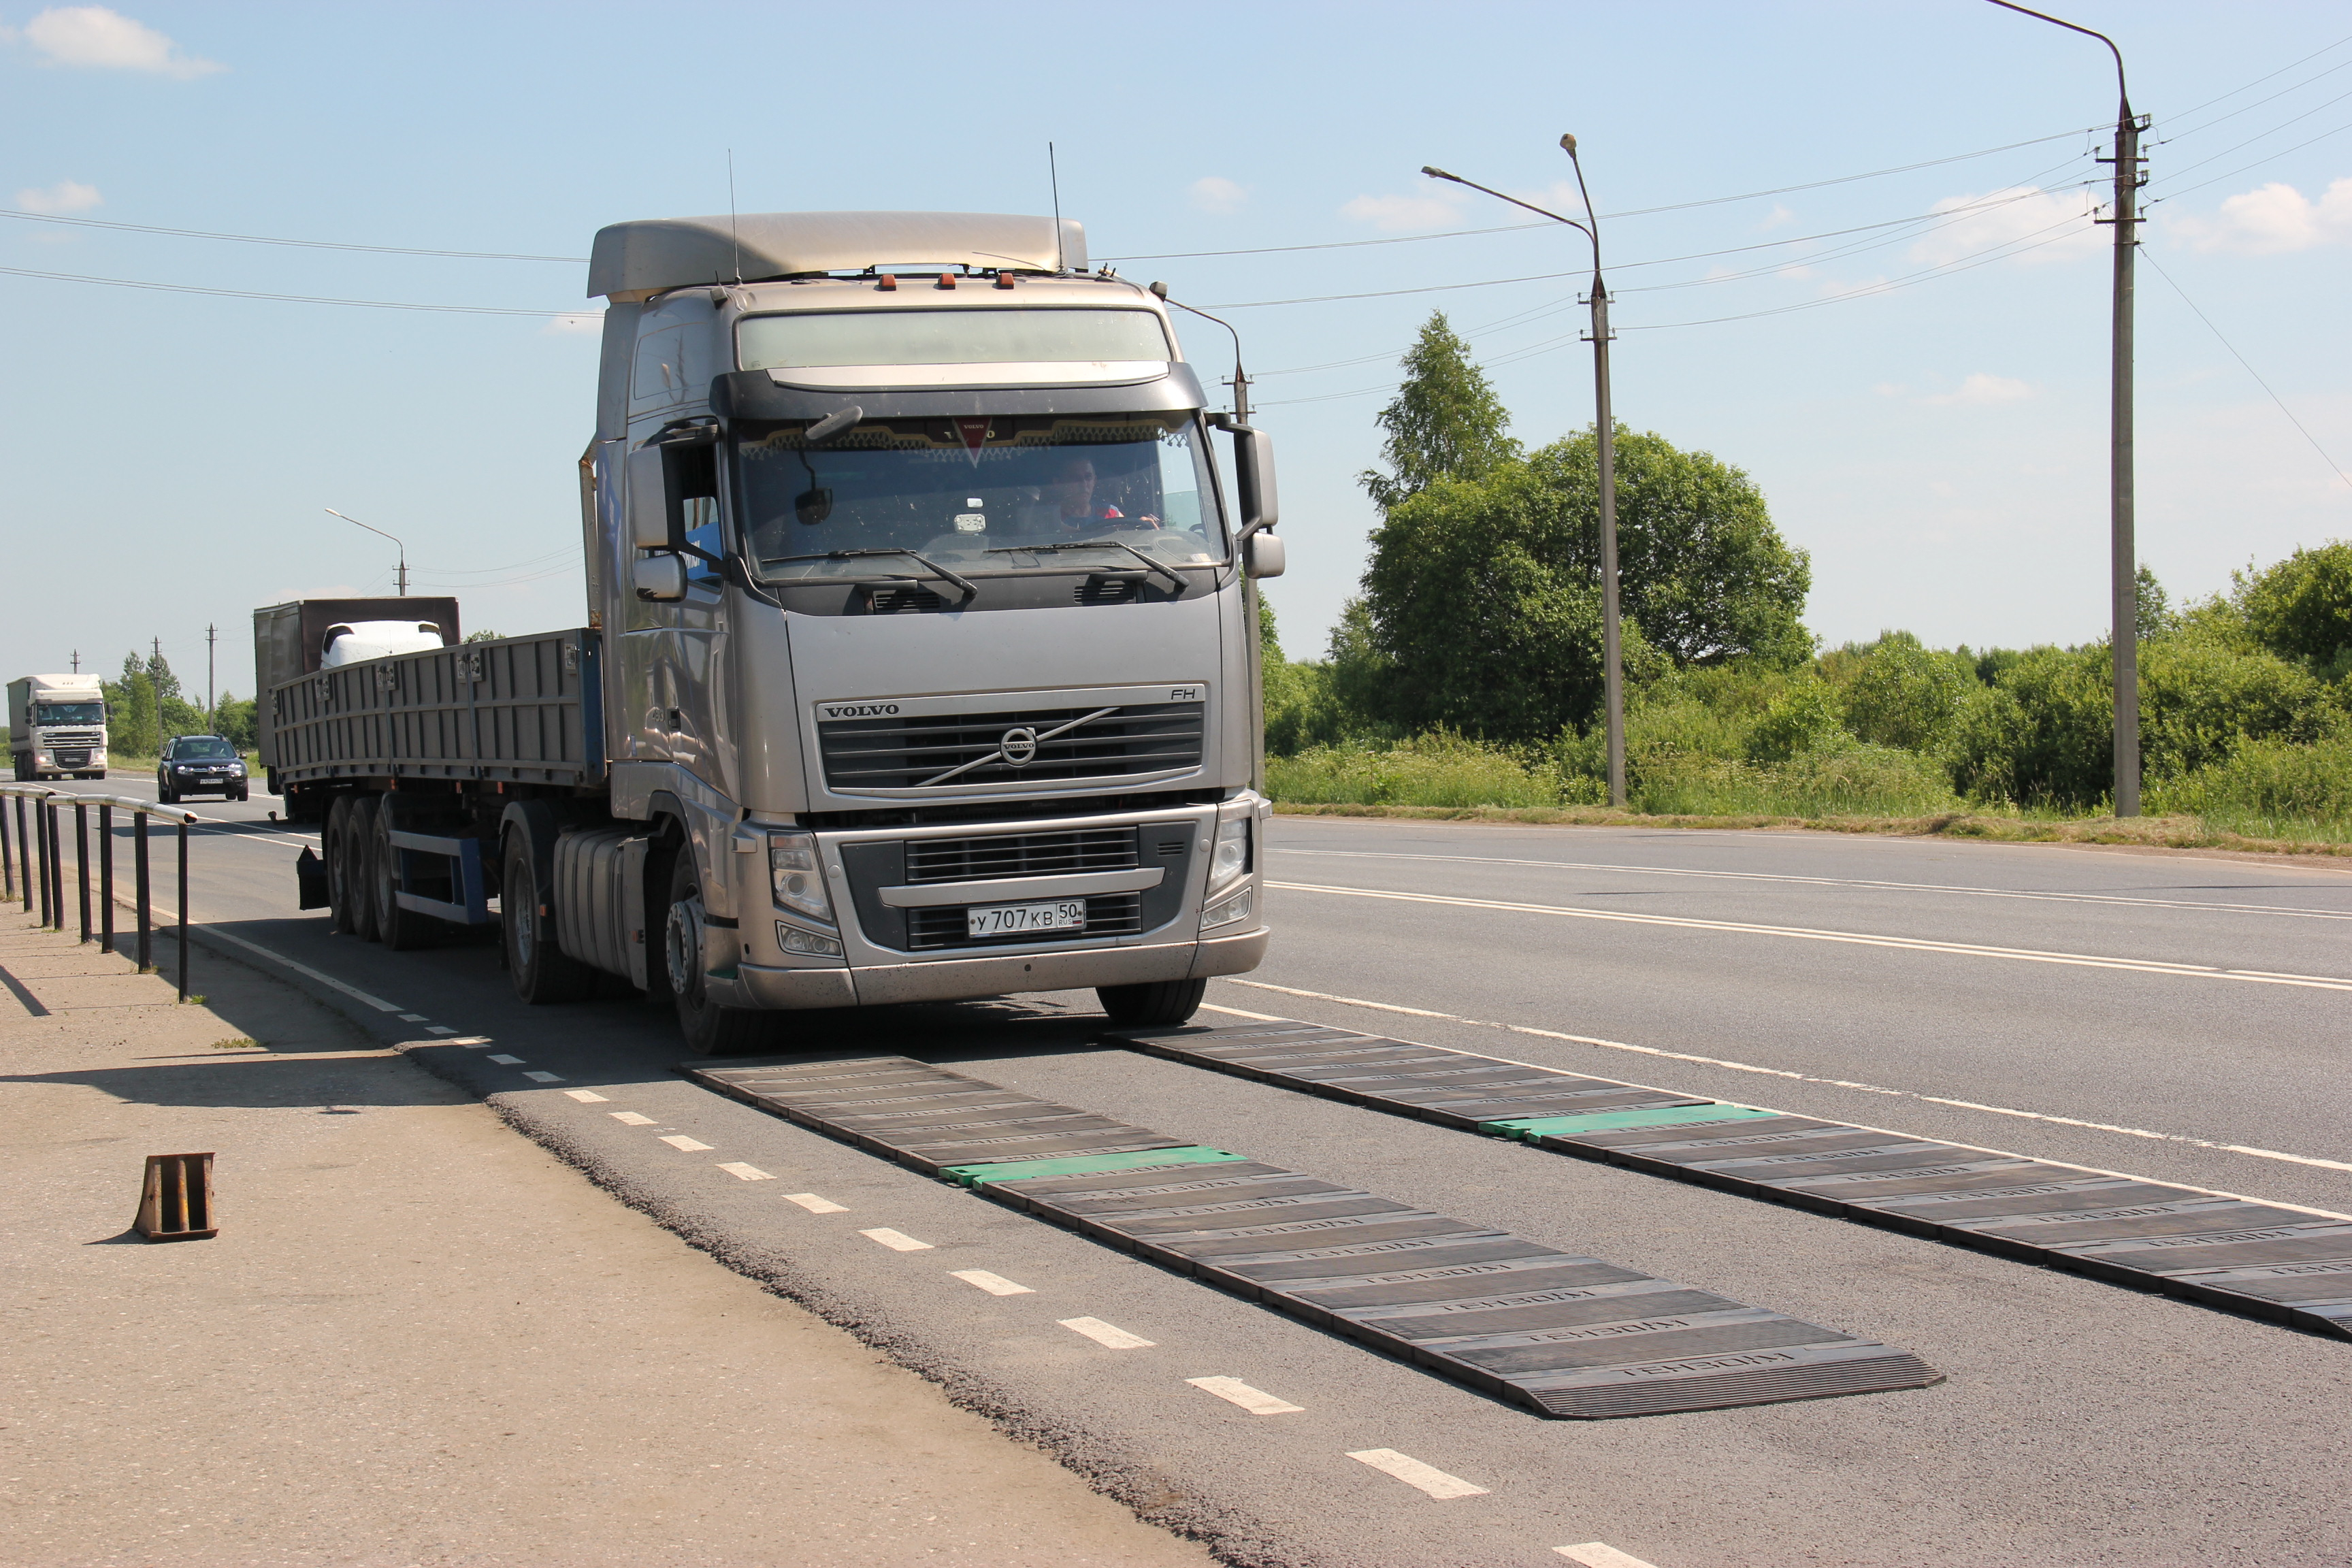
36, 779, 2352, 1567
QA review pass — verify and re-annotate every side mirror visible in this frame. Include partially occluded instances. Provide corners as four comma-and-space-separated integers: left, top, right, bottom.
1232, 426, 1278, 532
625, 446, 672, 551
633, 554, 687, 602
1243, 530, 1286, 579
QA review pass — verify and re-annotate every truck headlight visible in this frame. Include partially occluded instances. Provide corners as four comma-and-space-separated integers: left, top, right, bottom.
1208, 817, 1250, 892
768, 830, 832, 923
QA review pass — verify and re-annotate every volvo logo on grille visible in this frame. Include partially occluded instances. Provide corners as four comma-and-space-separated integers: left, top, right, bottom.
999, 726, 1039, 766
823, 702, 900, 719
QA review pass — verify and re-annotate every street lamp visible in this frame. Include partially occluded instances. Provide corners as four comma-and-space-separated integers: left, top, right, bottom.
1423, 141, 1626, 808
1986, 0, 2145, 815
323, 508, 410, 596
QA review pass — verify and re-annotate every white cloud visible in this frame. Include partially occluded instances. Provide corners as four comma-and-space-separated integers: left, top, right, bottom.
14, 6, 221, 78
1188, 176, 1248, 216
542, 311, 604, 337
1340, 183, 1471, 232
2168, 178, 2352, 255
1908, 186, 2101, 268
16, 179, 101, 214
1925, 373, 2035, 407
1758, 204, 1797, 232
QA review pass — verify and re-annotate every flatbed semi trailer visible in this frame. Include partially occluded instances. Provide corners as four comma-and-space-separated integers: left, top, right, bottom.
261, 208, 1283, 1054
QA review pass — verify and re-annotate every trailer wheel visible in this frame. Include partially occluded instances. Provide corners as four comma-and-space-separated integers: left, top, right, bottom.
663, 853, 779, 1057
502, 832, 595, 1003
342, 794, 382, 943
326, 797, 361, 934
1096, 978, 1208, 1028
370, 801, 440, 952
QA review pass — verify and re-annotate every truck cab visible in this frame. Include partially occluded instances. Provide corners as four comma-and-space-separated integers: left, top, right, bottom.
8, 674, 108, 781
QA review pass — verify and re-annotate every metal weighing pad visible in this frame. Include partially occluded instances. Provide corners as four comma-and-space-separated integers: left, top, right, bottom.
1109, 1021, 2352, 1341
688, 1056, 1943, 1419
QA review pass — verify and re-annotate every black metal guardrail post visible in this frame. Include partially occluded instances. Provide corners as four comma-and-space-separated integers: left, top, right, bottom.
75, 801, 91, 943
98, 804, 114, 955
176, 817, 189, 1002
134, 809, 151, 973
12, 792, 30, 913
42, 799, 61, 929
1, 791, 14, 906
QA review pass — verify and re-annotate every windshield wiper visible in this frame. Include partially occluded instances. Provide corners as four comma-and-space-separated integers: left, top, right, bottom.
985, 538, 1186, 593
761, 548, 977, 601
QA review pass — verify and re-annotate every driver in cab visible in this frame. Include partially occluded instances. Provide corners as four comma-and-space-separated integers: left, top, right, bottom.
1023, 455, 1159, 535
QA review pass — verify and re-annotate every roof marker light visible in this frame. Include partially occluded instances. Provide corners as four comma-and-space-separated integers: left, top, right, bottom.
994, 271, 1015, 289
936, 272, 956, 290
877, 273, 897, 291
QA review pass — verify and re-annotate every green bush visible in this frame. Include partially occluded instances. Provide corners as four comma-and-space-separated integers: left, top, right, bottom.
2139, 637, 2336, 780
1266, 732, 1580, 809
1743, 677, 1852, 764
1840, 634, 1976, 753
1948, 646, 2113, 806
2149, 735, 2352, 829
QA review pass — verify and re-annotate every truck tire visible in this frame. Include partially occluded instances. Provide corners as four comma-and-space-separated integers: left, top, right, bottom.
663, 853, 779, 1057
344, 794, 382, 943
369, 802, 440, 952
1096, 977, 1208, 1028
502, 832, 595, 1003
326, 797, 360, 934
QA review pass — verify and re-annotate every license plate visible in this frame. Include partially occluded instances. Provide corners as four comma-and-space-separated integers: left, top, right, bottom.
966, 899, 1087, 937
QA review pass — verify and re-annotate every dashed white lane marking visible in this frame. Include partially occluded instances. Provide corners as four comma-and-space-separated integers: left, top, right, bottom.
199, 927, 402, 1011
659, 1135, 715, 1152
564, 1090, 609, 1103
783, 1193, 847, 1213
610, 1111, 656, 1126
1345, 1448, 1488, 1500
1059, 1317, 1154, 1350
1555, 1544, 1659, 1567
1209, 987, 2352, 1190
717, 1162, 774, 1181
950, 1269, 1034, 1296
1267, 879, 2352, 994
1187, 1376, 1304, 1414
860, 1228, 933, 1252
521, 1070, 564, 1083
397, 1013, 428, 1022
486, 1054, 524, 1064
425, 1026, 461, 1035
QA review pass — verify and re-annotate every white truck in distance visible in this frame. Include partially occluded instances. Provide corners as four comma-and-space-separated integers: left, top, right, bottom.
258, 209, 1284, 1055
9, 674, 108, 781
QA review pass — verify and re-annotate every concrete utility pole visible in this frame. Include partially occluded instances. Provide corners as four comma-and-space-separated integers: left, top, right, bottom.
206, 624, 217, 730
1421, 146, 1627, 807
1988, 0, 2145, 815
69, 650, 79, 674
325, 508, 410, 595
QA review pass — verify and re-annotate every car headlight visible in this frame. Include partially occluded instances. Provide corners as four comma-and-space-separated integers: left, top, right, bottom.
1208, 817, 1250, 892
1201, 885, 1253, 930
768, 830, 832, 923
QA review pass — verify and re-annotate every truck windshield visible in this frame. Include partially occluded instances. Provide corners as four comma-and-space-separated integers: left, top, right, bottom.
35, 702, 103, 725
737, 414, 1225, 583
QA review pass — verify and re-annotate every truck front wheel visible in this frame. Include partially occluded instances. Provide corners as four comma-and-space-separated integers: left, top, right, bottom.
502, 832, 595, 1004
1096, 978, 1207, 1028
663, 853, 779, 1057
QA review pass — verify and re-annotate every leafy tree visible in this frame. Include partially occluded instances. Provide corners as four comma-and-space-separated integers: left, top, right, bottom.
1523, 427, 1812, 666
1841, 633, 1976, 753
1947, 645, 2114, 806
2237, 540, 2352, 670
1358, 312, 1518, 510
212, 696, 259, 752
2134, 564, 2176, 640
2139, 638, 2336, 779
463, 629, 504, 643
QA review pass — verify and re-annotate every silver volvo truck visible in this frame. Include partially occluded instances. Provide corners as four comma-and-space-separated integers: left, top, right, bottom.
261, 210, 1283, 1053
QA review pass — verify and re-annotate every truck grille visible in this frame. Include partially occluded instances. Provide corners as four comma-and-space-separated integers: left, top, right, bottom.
54, 750, 91, 770
905, 828, 1139, 885
819, 702, 1204, 792
906, 893, 1144, 951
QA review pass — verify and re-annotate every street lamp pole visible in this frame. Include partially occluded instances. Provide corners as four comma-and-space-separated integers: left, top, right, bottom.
1987, 0, 2144, 815
1422, 148, 1626, 807
323, 508, 410, 596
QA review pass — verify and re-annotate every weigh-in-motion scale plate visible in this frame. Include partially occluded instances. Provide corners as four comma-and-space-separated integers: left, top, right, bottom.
688, 1056, 1942, 1419
1109, 1020, 2352, 1340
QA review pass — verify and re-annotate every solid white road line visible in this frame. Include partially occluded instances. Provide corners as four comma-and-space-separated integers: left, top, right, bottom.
1277, 846, 2352, 922
1555, 1544, 1660, 1567
610, 1111, 656, 1126
659, 1135, 715, 1152
1059, 1317, 1154, 1350
1345, 1449, 1488, 1500
1186, 1376, 1305, 1414
717, 1162, 774, 1181
1202, 992, 2352, 1213
521, 1070, 564, 1083
197, 927, 402, 1011
563, 1090, 609, 1103
783, 1192, 847, 1213
486, 1054, 524, 1064
1267, 879, 2352, 993
950, 1269, 1035, 1296
861, 1228, 933, 1252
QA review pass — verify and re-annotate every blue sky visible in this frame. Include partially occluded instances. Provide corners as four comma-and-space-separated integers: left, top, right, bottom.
4, 1, 2349, 700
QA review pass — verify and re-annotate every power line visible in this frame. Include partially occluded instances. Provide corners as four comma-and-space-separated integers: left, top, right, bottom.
0, 207, 584, 262
2160, 53, 2352, 144
2152, 83, 2352, 184
2143, 250, 2352, 491
2164, 28, 2352, 124
2149, 117, 2352, 203
0, 263, 576, 316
